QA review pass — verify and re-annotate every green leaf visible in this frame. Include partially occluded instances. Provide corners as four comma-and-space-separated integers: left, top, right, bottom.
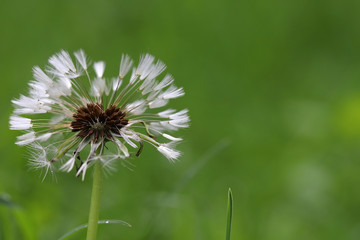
226, 188, 233, 240
58, 219, 131, 240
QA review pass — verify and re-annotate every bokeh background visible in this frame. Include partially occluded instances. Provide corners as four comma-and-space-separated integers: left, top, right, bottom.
1, 0, 360, 239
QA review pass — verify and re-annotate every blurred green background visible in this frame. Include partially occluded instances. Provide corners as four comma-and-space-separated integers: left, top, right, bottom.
1, 0, 360, 239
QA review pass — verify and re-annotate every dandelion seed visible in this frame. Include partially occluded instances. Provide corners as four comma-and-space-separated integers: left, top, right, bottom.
10, 50, 189, 180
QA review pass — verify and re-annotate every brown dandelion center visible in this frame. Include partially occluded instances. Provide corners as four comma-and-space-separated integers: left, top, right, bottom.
70, 103, 128, 142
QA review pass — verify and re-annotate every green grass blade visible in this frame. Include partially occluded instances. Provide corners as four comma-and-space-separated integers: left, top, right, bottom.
0, 193, 35, 240
226, 188, 233, 240
58, 219, 131, 240
0, 208, 14, 240
13, 209, 36, 240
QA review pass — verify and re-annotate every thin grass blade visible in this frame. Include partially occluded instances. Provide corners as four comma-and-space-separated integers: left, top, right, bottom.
226, 188, 233, 240
58, 219, 131, 240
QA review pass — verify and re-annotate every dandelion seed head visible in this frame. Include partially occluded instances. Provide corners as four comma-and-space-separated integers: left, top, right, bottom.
10, 50, 189, 180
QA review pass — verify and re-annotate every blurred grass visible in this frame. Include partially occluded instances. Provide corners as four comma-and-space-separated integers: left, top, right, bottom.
1, 0, 360, 239
0, 193, 35, 240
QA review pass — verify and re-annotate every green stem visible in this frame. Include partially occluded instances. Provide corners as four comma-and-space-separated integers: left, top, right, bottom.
86, 161, 103, 240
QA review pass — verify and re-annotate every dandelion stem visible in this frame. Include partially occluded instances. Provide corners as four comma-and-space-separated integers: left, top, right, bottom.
86, 161, 103, 240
